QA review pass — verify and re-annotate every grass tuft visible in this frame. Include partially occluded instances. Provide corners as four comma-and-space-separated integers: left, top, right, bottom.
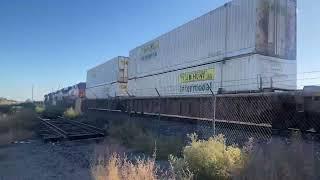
35, 106, 45, 114
92, 153, 160, 180
64, 107, 79, 119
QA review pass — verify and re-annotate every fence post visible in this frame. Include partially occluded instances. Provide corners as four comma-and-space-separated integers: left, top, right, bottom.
126, 90, 133, 118
209, 88, 216, 136
155, 88, 161, 122
260, 75, 263, 91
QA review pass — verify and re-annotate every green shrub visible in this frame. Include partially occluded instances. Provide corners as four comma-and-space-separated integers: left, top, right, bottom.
64, 107, 79, 119
171, 134, 246, 180
35, 106, 45, 114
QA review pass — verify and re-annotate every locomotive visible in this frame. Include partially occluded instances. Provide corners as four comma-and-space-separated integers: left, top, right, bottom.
44, 82, 86, 107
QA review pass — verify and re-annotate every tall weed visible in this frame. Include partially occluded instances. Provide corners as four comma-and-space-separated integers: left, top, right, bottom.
91, 152, 162, 180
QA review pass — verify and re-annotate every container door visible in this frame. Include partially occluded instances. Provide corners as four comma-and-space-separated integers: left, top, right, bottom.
118, 57, 128, 83
268, 0, 296, 59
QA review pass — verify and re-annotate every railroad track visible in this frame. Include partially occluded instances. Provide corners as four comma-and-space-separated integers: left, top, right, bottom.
38, 117, 105, 142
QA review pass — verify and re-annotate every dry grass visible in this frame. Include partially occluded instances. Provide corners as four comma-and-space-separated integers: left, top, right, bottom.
92, 154, 159, 180
0, 98, 17, 106
0, 108, 38, 145
236, 133, 320, 180
169, 133, 320, 180
91, 140, 172, 180
107, 119, 184, 160
169, 155, 194, 180
91, 131, 320, 180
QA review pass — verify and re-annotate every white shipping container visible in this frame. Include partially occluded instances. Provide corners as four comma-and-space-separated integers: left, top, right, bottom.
86, 56, 129, 99
128, 54, 297, 97
129, 0, 296, 79
86, 82, 128, 99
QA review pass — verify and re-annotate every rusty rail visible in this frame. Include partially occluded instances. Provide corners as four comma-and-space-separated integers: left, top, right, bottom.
38, 117, 105, 142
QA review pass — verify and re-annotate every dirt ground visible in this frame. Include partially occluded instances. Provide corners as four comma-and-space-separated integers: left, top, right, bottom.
0, 139, 99, 180
0, 110, 191, 180
1, 109, 319, 180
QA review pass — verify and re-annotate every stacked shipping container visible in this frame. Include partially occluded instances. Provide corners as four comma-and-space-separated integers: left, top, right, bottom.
86, 56, 128, 99
128, 54, 297, 96
128, 0, 297, 96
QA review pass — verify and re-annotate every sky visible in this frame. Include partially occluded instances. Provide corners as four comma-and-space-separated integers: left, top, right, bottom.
0, 0, 319, 101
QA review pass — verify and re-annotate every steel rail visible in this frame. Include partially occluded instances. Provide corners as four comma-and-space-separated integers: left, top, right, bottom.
39, 117, 68, 138
38, 117, 105, 141
65, 120, 105, 135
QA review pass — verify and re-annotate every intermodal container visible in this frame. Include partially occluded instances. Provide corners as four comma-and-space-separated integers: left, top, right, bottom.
86, 56, 128, 99
128, 0, 297, 79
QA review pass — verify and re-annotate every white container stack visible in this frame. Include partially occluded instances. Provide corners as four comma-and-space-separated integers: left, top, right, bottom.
86, 56, 128, 99
128, 0, 297, 96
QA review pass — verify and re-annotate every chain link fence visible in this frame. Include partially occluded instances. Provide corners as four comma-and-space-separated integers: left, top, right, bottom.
85, 86, 319, 139
83, 74, 320, 179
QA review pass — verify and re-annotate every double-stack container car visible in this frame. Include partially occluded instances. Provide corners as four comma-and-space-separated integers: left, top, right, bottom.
128, 0, 297, 96
86, 56, 129, 99
47, 0, 310, 132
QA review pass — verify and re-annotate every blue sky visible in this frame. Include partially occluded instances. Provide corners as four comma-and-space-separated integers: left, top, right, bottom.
0, 0, 319, 101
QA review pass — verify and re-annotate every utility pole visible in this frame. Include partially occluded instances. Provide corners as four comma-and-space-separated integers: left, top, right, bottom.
32, 84, 34, 102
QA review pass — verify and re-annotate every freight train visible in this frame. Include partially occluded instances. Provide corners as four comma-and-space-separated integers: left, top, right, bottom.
45, 0, 320, 132
86, 0, 297, 99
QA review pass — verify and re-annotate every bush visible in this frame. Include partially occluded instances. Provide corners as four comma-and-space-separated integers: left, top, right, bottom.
35, 106, 45, 114
64, 107, 79, 119
171, 134, 246, 180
